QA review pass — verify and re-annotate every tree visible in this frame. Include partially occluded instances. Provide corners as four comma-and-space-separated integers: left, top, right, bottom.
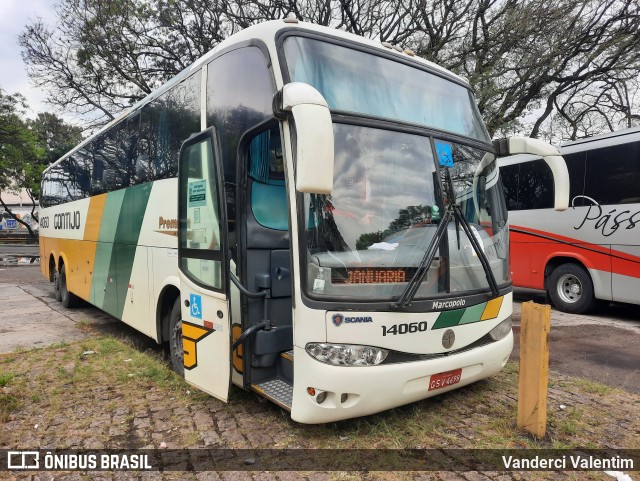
19, 0, 640, 141
0, 89, 43, 236
0, 89, 82, 237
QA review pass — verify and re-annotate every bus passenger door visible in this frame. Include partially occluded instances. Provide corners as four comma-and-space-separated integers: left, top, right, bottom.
177, 128, 231, 402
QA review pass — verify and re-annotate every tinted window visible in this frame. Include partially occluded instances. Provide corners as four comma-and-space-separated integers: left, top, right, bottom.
127, 111, 149, 185
97, 128, 121, 192
500, 164, 519, 210
584, 141, 640, 205
91, 139, 105, 194
563, 151, 586, 206
500, 161, 550, 212
74, 147, 93, 199
207, 47, 274, 183
152, 72, 201, 181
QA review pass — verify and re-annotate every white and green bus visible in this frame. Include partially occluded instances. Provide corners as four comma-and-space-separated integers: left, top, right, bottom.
39, 20, 568, 423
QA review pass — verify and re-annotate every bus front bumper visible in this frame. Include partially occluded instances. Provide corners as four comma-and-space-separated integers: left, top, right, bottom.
290, 331, 513, 424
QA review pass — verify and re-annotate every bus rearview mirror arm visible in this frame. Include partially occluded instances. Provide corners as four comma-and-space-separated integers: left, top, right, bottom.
493, 137, 569, 211
273, 82, 335, 194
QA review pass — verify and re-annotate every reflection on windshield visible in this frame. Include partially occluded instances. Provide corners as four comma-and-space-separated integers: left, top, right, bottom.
302, 124, 509, 301
284, 36, 490, 142
306, 125, 438, 248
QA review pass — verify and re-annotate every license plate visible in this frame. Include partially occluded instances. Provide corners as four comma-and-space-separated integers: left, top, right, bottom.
428, 368, 462, 391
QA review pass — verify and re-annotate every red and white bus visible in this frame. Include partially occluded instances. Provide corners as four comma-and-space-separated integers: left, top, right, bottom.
499, 127, 640, 313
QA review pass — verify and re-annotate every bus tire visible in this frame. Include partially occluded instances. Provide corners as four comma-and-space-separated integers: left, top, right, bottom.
169, 298, 185, 377
54, 270, 62, 302
59, 264, 80, 308
548, 263, 597, 314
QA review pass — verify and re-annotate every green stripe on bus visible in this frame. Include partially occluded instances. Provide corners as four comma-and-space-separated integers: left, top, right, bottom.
91, 189, 126, 314
89, 184, 152, 318
432, 308, 465, 329
459, 302, 487, 325
112, 183, 153, 319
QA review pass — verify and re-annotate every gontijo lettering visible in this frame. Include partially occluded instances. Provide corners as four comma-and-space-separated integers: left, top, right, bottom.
53, 211, 81, 230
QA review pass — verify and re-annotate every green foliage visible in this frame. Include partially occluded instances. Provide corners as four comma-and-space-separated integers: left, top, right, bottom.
0, 89, 42, 192
17, 0, 640, 139
0, 87, 82, 236
0, 91, 81, 194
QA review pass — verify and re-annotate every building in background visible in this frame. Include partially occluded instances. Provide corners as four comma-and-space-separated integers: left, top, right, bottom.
0, 188, 39, 231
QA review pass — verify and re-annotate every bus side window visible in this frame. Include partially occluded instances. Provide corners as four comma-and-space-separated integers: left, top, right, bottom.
562, 151, 586, 207
500, 164, 520, 210
515, 159, 554, 210
153, 71, 201, 181
207, 46, 275, 253
249, 127, 288, 231
584, 141, 640, 205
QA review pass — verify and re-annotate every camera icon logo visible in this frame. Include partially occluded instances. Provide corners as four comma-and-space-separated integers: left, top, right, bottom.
7, 451, 39, 469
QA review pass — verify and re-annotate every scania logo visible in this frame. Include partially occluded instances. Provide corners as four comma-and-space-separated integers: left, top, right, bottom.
331, 314, 374, 326
431, 299, 466, 309
332, 313, 344, 327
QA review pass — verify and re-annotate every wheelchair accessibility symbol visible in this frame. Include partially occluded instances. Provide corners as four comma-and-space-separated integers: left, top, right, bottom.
189, 293, 202, 319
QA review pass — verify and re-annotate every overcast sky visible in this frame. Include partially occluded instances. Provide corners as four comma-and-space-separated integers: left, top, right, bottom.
1, 0, 57, 117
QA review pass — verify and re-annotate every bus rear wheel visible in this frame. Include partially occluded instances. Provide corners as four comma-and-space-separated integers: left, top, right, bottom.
169, 298, 185, 377
58, 264, 79, 308
548, 263, 597, 314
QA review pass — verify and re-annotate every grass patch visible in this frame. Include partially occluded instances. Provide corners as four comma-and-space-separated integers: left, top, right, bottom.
0, 338, 637, 463
568, 378, 614, 395
0, 372, 15, 386
0, 394, 20, 421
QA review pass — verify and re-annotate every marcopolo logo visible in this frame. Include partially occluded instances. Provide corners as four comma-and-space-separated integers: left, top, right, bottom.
431, 299, 466, 310
332, 313, 373, 327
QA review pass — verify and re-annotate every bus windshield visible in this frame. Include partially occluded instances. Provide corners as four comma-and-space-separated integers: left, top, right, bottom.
302, 124, 509, 302
283, 36, 490, 142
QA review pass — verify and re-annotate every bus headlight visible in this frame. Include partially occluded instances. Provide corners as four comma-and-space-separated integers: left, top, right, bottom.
306, 343, 388, 366
488, 316, 512, 341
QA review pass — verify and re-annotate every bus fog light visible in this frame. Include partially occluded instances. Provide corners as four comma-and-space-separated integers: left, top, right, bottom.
316, 391, 327, 404
489, 316, 512, 341
305, 343, 388, 366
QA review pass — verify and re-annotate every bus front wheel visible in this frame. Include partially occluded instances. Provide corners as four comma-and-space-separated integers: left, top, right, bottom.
169, 299, 185, 377
547, 263, 597, 314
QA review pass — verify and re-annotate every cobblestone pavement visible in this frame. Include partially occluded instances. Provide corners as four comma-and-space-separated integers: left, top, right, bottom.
1, 266, 639, 481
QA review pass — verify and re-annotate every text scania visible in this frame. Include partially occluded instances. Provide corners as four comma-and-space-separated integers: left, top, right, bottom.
432, 299, 466, 309
345, 316, 373, 323
54, 211, 81, 230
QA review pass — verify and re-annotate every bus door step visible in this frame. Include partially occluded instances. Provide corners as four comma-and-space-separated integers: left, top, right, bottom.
252, 378, 292, 411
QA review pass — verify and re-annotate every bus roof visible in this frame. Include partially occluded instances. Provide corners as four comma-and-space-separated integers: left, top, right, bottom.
498, 126, 640, 167
43, 19, 468, 176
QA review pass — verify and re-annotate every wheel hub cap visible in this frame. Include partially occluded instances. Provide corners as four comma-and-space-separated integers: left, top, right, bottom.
557, 274, 582, 304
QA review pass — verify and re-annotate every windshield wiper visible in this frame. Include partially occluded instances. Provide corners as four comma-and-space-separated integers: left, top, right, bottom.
390, 207, 452, 310
450, 203, 500, 298
390, 167, 499, 310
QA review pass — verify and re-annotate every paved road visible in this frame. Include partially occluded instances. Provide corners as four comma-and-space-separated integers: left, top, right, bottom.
0, 265, 153, 355
0, 244, 39, 256
512, 288, 640, 393
0, 244, 40, 266
1, 266, 638, 393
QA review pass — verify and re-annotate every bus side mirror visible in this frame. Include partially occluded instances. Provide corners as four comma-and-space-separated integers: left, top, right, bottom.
493, 137, 569, 211
274, 82, 334, 194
